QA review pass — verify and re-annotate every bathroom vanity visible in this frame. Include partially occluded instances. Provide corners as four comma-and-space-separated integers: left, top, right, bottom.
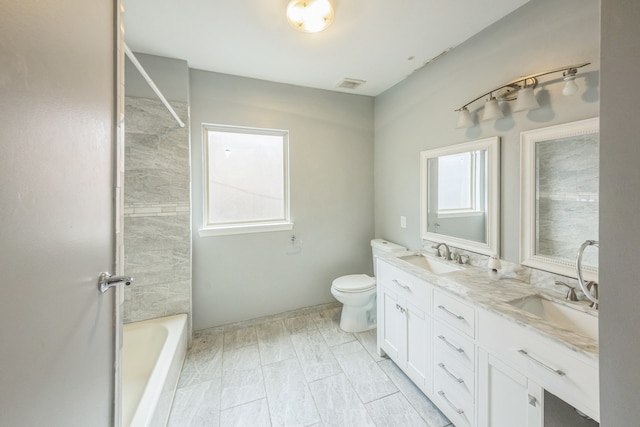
376, 253, 599, 427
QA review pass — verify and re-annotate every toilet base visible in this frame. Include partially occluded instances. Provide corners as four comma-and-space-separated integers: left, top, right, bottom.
338, 300, 377, 333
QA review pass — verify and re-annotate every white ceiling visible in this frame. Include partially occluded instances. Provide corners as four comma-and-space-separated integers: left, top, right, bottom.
124, 0, 530, 96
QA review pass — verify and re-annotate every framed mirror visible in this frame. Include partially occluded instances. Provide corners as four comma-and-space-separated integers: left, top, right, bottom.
420, 137, 500, 256
520, 118, 599, 279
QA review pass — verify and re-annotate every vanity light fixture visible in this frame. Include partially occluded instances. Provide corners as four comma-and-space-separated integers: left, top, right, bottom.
455, 63, 590, 128
286, 0, 334, 33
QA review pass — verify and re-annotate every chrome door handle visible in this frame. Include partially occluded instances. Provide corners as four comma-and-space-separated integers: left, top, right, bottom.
98, 272, 133, 293
438, 335, 465, 354
437, 390, 465, 414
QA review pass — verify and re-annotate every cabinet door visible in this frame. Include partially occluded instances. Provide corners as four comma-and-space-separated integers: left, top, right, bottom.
405, 303, 430, 390
478, 349, 542, 427
379, 287, 404, 363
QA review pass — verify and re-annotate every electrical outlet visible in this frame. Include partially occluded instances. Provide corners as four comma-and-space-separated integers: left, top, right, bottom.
400, 216, 407, 228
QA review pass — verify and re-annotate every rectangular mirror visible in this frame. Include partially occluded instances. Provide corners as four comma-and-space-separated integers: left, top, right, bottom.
420, 137, 500, 256
520, 118, 599, 279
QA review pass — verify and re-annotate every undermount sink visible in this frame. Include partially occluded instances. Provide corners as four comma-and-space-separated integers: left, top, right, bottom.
399, 254, 463, 274
508, 294, 598, 342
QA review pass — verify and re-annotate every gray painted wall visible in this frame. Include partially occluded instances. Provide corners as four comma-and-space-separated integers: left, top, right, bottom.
125, 52, 190, 103
374, 0, 600, 263
190, 70, 375, 329
600, 0, 640, 424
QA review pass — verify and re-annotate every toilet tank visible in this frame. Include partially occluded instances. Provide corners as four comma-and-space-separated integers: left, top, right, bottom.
371, 239, 406, 276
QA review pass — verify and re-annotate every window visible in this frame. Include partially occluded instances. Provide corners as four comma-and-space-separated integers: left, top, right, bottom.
200, 124, 292, 236
436, 150, 485, 216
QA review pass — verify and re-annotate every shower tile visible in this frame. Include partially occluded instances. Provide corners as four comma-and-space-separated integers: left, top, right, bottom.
309, 373, 375, 427
364, 392, 428, 427
290, 329, 342, 383
219, 398, 271, 427
256, 320, 296, 366
262, 358, 320, 426
331, 341, 397, 403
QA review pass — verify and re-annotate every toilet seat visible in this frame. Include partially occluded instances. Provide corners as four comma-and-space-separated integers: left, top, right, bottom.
332, 274, 376, 293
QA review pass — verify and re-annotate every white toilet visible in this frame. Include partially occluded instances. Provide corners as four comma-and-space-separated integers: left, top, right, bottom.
331, 239, 406, 332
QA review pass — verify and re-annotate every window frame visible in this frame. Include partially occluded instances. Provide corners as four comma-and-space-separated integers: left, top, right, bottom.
199, 123, 293, 237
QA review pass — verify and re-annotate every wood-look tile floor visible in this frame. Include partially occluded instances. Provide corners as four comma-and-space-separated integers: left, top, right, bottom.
168, 302, 454, 427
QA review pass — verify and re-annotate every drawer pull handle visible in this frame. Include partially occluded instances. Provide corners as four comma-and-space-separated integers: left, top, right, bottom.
438, 362, 464, 383
392, 279, 411, 291
437, 390, 465, 414
438, 335, 465, 354
518, 349, 566, 377
438, 305, 465, 320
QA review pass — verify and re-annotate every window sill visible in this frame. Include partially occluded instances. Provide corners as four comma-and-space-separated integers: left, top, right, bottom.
198, 221, 294, 237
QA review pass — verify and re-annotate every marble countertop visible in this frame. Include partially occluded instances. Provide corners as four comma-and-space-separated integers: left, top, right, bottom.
379, 250, 599, 362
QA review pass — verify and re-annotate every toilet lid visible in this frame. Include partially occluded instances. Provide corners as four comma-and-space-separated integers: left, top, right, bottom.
332, 274, 376, 292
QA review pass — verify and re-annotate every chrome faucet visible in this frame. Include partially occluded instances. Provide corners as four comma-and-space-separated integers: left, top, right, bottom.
555, 281, 578, 301
432, 243, 452, 261
586, 281, 598, 310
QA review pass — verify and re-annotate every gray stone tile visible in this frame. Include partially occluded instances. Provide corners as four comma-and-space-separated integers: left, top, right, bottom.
263, 358, 320, 426
331, 341, 397, 403
283, 313, 318, 334
220, 398, 271, 427
355, 328, 385, 362
167, 378, 221, 427
378, 359, 451, 427
290, 329, 342, 383
309, 307, 356, 347
256, 320, 297, 366
365, 392, 428, 427
178, 328, 223, 388
223, 325, 257, 351
308, 373, 375, 427
220, 344, 265, 410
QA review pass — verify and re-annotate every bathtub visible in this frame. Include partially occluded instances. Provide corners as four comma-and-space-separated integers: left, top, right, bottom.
122, 314, 188, 427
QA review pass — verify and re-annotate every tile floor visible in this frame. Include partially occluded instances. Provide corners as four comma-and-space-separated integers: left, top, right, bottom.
168, 302, 453, 427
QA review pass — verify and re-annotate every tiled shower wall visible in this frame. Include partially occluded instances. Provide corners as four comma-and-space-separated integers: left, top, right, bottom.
123, 96, 192, 327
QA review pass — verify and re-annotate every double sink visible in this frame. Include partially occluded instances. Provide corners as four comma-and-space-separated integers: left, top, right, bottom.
398, 252, 598, 345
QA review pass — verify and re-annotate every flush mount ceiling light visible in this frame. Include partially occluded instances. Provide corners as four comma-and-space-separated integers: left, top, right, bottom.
287, 0, 334, 33
455, 62, 590, 129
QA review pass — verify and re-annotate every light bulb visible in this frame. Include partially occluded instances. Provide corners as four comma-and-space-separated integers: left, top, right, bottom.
456, 107, 474, 128
514, 86, 540, 112
483, 96, 503, 121
562, 76, 579, 96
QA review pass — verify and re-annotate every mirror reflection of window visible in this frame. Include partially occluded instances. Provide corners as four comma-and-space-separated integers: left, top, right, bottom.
437, 150, 486, 216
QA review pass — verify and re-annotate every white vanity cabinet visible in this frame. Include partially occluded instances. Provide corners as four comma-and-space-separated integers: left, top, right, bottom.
477, 308, 599, 424
377, 260, 432, 392
376, 257, 599, 427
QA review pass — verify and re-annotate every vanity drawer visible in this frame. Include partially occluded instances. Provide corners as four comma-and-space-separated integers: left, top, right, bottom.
434, 290, 476, 338
479, 309, 600, 421
377, 260, 432, 311
433, 380, 475, 427
433, 320, 475, 371
434, 346, 475, 401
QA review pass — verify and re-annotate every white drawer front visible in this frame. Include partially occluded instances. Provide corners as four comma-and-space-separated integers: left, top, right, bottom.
434, 321, 475, 371
434, 290, 476, 338
377, 260, 432, 312
433, 382, 474, 427
434, 347, 475, 401
478, 308, 599, 421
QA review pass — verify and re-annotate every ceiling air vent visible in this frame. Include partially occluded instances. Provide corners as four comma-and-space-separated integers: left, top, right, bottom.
337, 78, 366, 90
